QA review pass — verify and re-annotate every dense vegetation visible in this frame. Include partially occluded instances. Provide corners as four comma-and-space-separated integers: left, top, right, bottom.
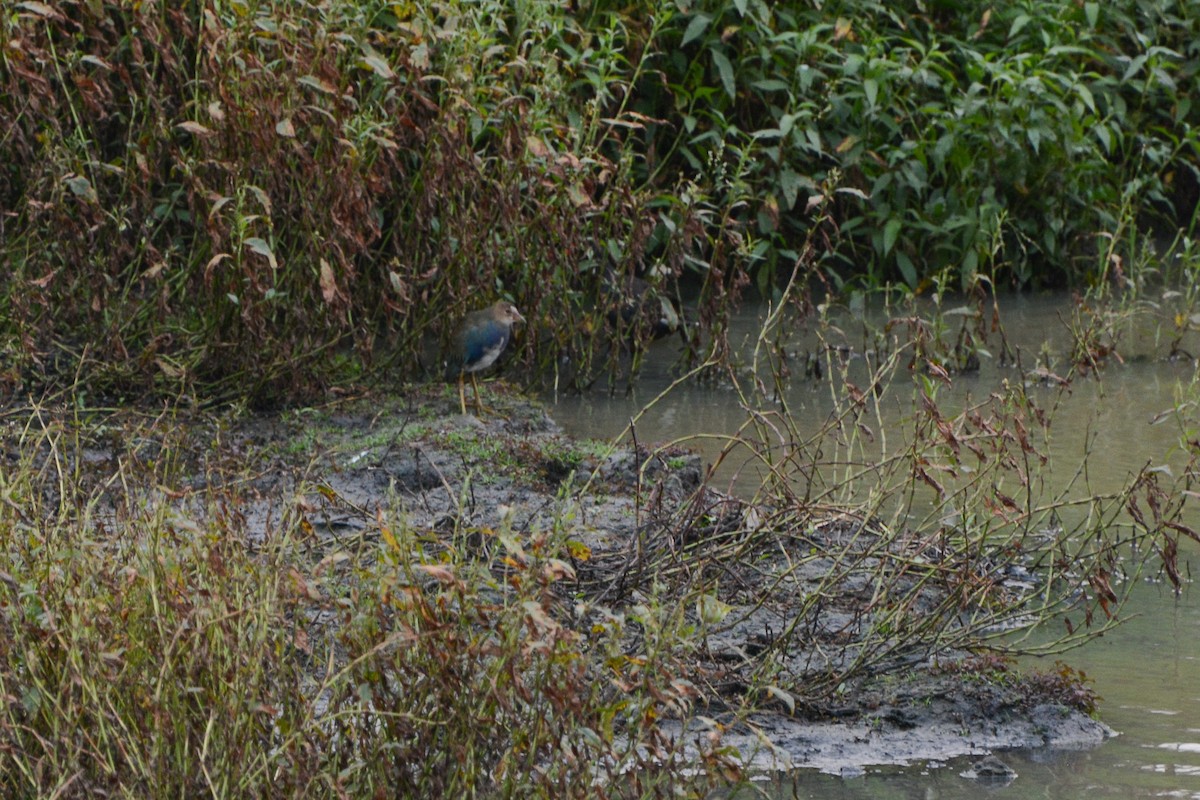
2, 0, 1198, 400
4, 3, 1200, 796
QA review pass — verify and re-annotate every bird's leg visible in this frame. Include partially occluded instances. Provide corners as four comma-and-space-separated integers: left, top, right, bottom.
470, 372, 485, 414
471, 374, 509, 419
458, 373, 468, 416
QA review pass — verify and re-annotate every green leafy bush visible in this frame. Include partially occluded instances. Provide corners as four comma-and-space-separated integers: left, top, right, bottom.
597, 0, 1200, 290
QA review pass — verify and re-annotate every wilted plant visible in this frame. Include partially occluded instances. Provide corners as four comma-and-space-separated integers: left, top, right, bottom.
0, 400, 738, 798
581, 248, 1199, 716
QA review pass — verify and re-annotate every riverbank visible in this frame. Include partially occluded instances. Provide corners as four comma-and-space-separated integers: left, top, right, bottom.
243, 384, 1113, 774
0, 383, 1111, 794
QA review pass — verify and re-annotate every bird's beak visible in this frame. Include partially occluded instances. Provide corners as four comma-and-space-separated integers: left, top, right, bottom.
514, 309, 526, 324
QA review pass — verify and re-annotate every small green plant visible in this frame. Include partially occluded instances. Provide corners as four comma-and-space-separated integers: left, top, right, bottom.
1025, 662, 1101, 716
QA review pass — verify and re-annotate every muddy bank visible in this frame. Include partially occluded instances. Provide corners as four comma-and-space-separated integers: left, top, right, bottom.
47, 383, 1110, 777
663, 671, 1111, 776
210, 384, 1108, 777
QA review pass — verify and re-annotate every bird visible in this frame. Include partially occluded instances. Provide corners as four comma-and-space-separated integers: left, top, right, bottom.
444, 300, 526, 415
602, 269, 681, 346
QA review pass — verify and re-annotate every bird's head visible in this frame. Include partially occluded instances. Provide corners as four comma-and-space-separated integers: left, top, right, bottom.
491, 301, 526, 327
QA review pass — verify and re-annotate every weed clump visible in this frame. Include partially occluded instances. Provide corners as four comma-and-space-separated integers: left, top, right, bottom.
0, 1, 709, 402
0, 402, 727, 798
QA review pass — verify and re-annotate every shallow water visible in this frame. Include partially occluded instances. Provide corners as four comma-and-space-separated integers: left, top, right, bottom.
544, 292, 1200, 798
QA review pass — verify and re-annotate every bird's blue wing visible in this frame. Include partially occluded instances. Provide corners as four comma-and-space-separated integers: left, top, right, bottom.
462, 319, 511, 368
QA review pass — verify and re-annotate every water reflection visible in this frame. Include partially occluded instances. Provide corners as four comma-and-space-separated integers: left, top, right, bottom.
549, 294, 1197, 498
544, 293, 1200, 798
